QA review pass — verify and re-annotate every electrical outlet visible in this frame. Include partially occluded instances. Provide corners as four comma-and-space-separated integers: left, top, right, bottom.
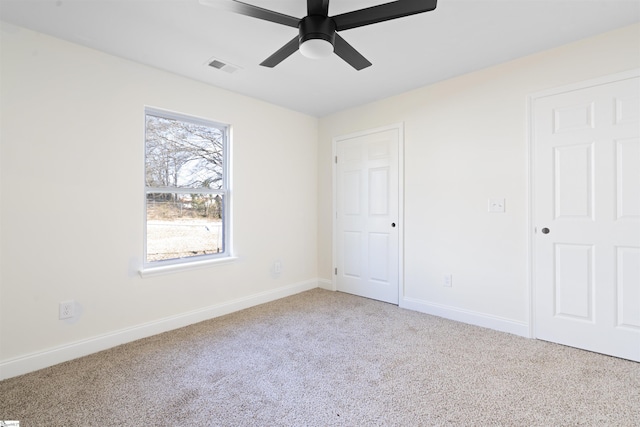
443, 274, 452, 287
273, 261, 282, 274
488, 198, 506, 213
59, 300, 75, 320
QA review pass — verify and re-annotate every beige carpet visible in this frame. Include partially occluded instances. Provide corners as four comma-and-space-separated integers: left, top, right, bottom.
1, 289, 639, 426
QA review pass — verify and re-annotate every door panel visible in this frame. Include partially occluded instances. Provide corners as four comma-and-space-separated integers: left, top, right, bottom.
533, 74, 640, 361
554, 243, 593, 321
617, 246, 640, 329
369, 167, 389, 216
335, 127, 399, 304
616, 138, 640, 218
343, 231, 362, 278
553, 143, 593, 219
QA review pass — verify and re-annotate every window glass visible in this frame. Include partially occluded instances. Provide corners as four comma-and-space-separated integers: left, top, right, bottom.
144, 109, 229, 265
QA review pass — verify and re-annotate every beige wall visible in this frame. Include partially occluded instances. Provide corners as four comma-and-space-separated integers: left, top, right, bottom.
317, 23, 640, 332
0, 25, 318, 377
2, 21, 638, 379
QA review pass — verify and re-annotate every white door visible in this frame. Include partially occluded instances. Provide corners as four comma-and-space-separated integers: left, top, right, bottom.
533, 72, 640, 361
335, 126, 400, 304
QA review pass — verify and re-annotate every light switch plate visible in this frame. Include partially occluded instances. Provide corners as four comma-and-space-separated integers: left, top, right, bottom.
488, 198, 505, 213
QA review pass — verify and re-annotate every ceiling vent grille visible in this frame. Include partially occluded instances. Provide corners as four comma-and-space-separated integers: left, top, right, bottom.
206, 57, 241, 74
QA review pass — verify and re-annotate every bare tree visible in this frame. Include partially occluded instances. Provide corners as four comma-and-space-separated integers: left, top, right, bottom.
145, 115, 224, 207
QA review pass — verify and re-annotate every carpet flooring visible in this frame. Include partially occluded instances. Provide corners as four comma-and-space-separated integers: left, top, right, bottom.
1, 288, 639, 426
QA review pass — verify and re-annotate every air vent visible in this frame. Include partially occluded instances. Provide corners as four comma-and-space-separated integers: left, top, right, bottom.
209, 59, 226, 69
206, 57, 241, 74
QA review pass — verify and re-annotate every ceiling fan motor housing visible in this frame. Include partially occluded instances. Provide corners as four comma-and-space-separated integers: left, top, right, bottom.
299, 15, 336, 47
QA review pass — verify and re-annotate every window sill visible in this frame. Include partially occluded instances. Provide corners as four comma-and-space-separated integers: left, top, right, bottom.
139, 256, 238, 278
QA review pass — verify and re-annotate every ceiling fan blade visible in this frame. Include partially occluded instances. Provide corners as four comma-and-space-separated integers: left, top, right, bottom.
332, 0, 437, 31
199, 0, 299, 28
333, 33, 372, 71
307, 0, 329, 16
260, 36, 300, 68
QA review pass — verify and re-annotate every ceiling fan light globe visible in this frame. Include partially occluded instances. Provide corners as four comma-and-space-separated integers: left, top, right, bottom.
300, 39, 334, 59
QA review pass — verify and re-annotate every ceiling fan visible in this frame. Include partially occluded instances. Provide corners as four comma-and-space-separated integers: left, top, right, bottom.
200, 0, 438, 70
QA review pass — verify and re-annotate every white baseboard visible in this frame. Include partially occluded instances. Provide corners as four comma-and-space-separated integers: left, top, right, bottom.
0, 279, 320, 380
317, 278, 334, 291
401, 296, 529, 337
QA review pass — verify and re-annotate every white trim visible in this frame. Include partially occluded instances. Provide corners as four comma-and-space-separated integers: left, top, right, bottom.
401, 297, 529, 337
528, 68, 640, 101
332, 135, 337, 291
332, 123, 405, 304
142, 106, 232, 270
139, 256, 238, 278
527, 68, 640, 340
317, 278, 334, 291
398, 124, 405, 300
145, 106, 229, 129
0, 279, 320, 380
526, 91, 536, 339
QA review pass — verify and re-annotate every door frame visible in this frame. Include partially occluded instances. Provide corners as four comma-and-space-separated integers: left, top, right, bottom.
331, 123, 405, 303
527, 68, 640, 339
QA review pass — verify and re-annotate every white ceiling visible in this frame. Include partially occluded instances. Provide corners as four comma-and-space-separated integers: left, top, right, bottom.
1, 0, 639, 117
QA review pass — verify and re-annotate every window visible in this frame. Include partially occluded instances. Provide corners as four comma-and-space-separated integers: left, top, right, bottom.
144, 107, 230, 268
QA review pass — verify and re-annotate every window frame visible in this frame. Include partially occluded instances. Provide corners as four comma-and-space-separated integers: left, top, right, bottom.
142, 107, 232, 272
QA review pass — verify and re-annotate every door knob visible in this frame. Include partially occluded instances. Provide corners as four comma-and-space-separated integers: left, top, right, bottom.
541, 227, 550, 234
391, 223, 396, 228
